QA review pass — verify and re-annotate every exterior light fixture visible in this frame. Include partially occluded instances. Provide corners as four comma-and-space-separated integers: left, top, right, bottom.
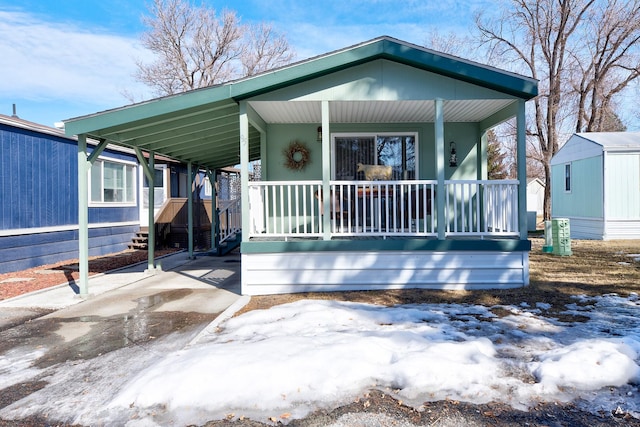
317, 126, 323, 142
449, 141, 458, 167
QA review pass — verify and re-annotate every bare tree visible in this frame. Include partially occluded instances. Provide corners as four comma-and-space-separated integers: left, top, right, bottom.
572, 0, 640, 132
476, 0, 640, 220
241, 23, 295, 77
136, 0, 295, 96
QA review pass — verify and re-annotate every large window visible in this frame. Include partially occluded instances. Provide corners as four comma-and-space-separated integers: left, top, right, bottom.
333, 133, 416, 180
90, 159, 136, 204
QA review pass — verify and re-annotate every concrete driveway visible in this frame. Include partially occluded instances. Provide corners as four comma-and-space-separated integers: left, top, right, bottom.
0, 251, 247, 421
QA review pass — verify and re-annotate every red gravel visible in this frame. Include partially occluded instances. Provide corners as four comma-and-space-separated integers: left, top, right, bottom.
0, 249, 180, 301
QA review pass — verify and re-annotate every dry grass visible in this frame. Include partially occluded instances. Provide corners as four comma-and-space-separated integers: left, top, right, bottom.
238, 237, 640, 318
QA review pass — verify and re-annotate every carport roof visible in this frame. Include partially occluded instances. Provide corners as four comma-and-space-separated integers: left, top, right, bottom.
63, 36, 538, 171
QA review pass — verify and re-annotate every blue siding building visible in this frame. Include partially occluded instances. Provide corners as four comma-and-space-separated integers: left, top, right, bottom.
0, 114, 140, 273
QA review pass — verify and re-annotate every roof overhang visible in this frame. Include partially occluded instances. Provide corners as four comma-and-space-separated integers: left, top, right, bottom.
64, 36, 538, 170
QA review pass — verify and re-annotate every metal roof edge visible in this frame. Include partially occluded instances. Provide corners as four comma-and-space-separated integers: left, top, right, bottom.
229, 36, 538, 101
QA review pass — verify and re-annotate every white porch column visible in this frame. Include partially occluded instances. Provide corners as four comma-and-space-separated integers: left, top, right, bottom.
77, 134, 90, 296
240, 102, 250, 242
321, 100, 331, 240
434, 98, 446, 240
516, 99, 528, 240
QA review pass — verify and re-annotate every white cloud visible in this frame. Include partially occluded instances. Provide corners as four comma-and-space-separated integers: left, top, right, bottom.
0, 10, 152, 106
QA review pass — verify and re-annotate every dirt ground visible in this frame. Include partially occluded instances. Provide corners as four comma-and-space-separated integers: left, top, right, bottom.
1, 237, 640, 426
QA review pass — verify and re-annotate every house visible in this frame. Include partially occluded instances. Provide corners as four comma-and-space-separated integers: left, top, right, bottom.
0, 114, 139, 273
550, 132, 640, 240
0, 114, 223, 275
63, 36, 538, 296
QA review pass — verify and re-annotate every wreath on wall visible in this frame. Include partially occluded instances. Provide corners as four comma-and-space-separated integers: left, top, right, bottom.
283, 140, 310, 171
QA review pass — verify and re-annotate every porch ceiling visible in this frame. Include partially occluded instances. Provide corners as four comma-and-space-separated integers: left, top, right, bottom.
66, 98, 261, 171
248, 99, 516, 124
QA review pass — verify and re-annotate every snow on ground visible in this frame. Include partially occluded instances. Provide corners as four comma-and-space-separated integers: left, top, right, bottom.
1, 293, 639, 426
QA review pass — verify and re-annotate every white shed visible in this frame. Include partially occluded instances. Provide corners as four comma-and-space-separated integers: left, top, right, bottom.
550, 132, 640, 240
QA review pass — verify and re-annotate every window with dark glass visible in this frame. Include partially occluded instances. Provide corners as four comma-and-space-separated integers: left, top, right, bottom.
333, 134, 416, 180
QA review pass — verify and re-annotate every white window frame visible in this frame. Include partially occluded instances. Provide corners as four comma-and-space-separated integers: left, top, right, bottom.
331, 132, 419, 180
88, 157, 138, 207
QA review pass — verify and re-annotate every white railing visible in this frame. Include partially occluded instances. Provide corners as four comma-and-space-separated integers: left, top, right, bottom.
248, 180, 519, 239
444, 180, 519, 236
248, 181, 324, 238
218, 198, 241, 243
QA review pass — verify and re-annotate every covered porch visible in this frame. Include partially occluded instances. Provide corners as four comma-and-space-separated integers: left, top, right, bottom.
64, 36, 537, 296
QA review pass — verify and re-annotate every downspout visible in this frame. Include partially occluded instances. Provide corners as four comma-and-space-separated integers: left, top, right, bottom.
434, 98, 446, 240
516, 100, 528, 240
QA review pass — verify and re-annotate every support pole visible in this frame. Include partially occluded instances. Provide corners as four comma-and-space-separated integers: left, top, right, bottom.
187, 161, 194, 259
321, 100, 331, 240
240, 102, 250, 243
207, 169, 217, 253
147, 152, 155, 271
77, 134, 90, 296
516, 99, 528, 240
434, 98, 446, 240
134, 147, 156, 273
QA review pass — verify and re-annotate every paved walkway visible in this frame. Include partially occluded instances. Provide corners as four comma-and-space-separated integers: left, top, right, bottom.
0, 251, 247, 335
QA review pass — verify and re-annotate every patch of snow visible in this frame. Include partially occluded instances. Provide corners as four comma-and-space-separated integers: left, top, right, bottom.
2, 295, 639, 426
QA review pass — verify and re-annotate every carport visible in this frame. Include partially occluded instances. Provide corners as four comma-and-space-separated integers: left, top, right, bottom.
64, 85, 263, 295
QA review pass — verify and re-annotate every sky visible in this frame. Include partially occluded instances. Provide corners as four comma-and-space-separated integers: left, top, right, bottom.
1, 293, 639, 425
0, 0, 481, 128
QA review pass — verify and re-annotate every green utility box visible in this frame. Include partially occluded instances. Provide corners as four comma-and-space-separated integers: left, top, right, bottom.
551, 218, 572, 256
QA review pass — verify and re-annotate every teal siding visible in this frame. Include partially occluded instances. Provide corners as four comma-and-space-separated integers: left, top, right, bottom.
264, 122, 480, 182
606, 153, 640, 219
552, 156, 603, 218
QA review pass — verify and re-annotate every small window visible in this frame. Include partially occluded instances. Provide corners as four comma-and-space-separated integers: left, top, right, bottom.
564, 163, 571, 192
90, 159, 136, 205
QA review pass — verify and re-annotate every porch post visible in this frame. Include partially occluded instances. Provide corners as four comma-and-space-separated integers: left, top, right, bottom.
207, 169, 217, 252
134, 147, 156, 272
239, 102, 250, 242
516, 99, 528, 240
321, 100, 331, 240
434, 98, 446, 240
187, 161, 194, 258
77, 134, 90, 296
147, 151, 155, 270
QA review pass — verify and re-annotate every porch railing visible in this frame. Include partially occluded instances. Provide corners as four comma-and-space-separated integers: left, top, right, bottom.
218, 198, 242, 244
248, 180, 519, 239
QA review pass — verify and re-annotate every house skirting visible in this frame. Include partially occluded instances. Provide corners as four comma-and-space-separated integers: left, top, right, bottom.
241, 239, 531, 295
562, 216, 640, 240
0, 223, 139, 274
